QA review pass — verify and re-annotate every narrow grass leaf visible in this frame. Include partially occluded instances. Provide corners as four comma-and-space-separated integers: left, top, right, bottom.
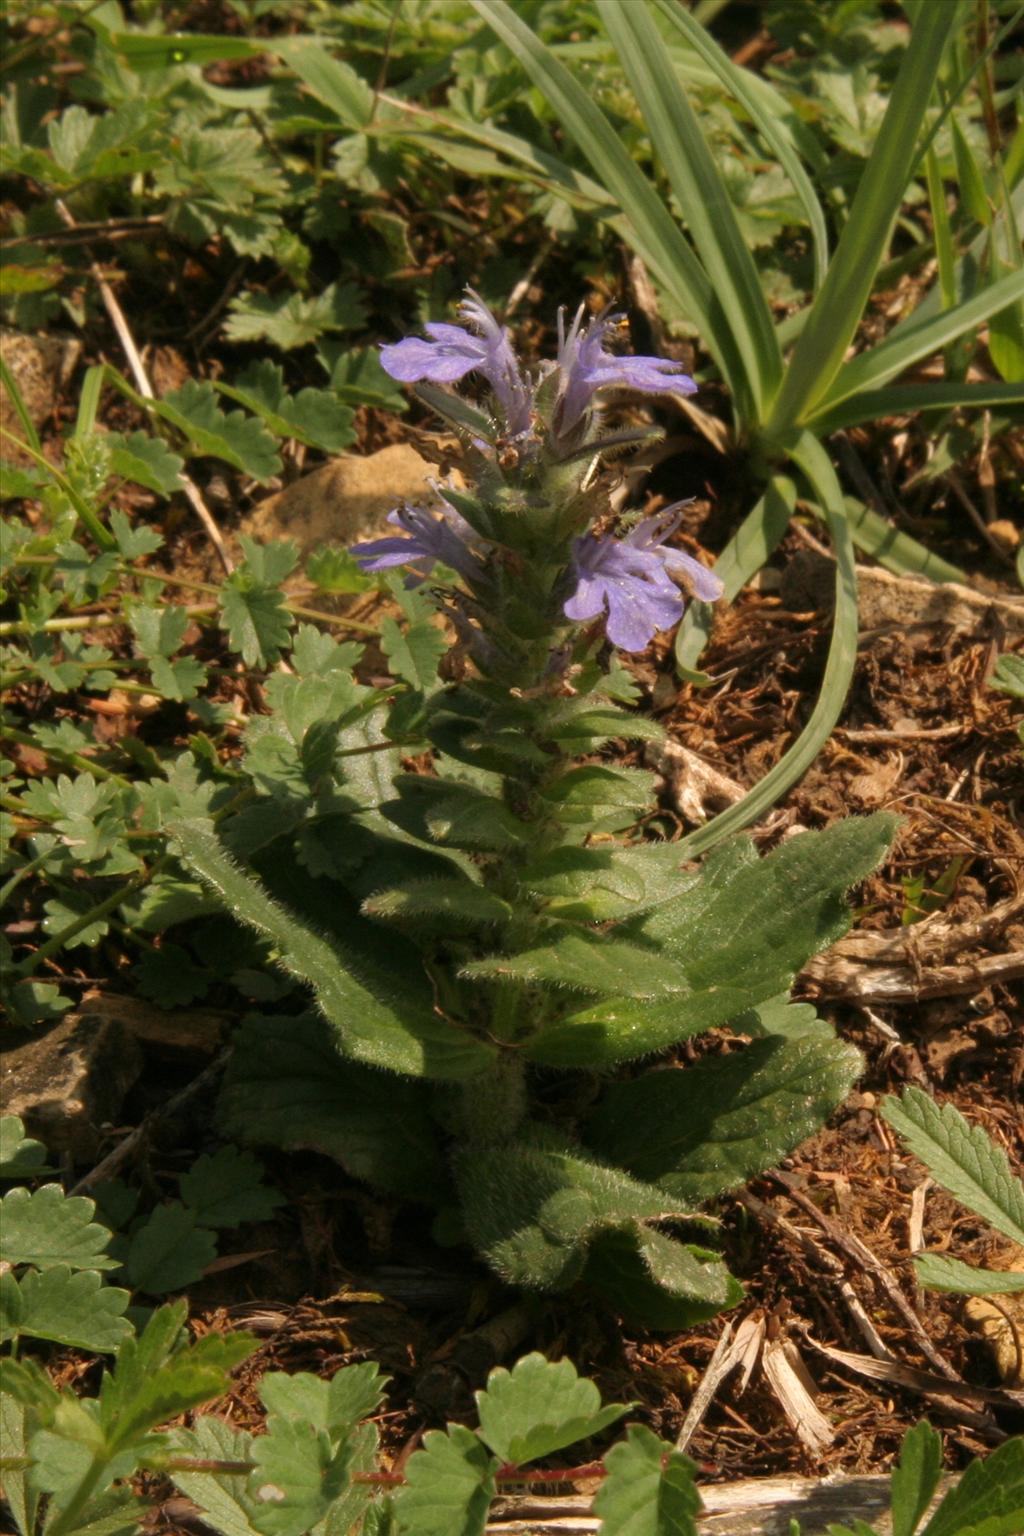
598, 0, 780, 415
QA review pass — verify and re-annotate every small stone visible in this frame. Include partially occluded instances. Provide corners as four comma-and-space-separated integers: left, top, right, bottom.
0, 1009, 143, 1160
0, 328, 82, 467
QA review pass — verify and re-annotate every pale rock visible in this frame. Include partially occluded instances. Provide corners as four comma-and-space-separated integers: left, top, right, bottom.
0, 1009, 143, 1160
1, 328, 82, 466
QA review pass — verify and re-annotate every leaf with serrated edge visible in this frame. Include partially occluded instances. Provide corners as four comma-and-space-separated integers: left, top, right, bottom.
882, 1088, 1024, 1246
166, 1415, 262, 1536
461, 931, 691, 1000
475, 1353, 628, 1465
158, 380, 280, 481
380, 616, 447, 691
0, 1185, 118, 1270
592, 1423, 700, 1536
912, 1254, 1024, 1295
247, 1417, 353, 1536
179, 1147, 283, 1230
586, 1227, 740, 1331
585, 1037, 862, 1203
122, 1203, 217, 1294
172, 819, 493, 1082
0, 1115, 47, 1178
919, 1435, 1024, 1536
2, 1266, 132, 1352
395, 1425, 498, 1536
891, 1421, 942, 1536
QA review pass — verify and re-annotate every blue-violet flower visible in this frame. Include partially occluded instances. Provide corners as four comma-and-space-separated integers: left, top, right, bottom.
351, 500, 482, 585
565, 506, 724, 652
380, 290, 533, 439
555, 306, 697, 436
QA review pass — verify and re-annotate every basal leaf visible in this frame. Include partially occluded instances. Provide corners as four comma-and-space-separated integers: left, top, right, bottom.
395, 1425, 499, 1536
179, 1147, 283, 1230
362, 878, 512, 931
584, 1036, 863, 1202
381, 775, 527, 852
584, 1227, 741, 1331
217, 1015, 447, 1203
0, 1185, 118, 1271
455, 1134, 691, 1292
592, 1423, 700, 1536
1, 1266, 132, 1353
157, 381, 281, 481
881, 1088, 1024, 1246
173, 820, 492, 1081
461, 931, 691, 1001
475, 1353, 628, 1465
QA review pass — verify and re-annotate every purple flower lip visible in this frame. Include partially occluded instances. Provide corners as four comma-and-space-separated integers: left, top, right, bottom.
555, 305, 697, 436
564, 502, 722, 652
379, 289, 533, 439
350, 499, 484, 585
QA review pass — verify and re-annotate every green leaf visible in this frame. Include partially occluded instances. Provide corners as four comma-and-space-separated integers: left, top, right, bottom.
362, 878, 512, 932
920, 1436, 1024, 1536
381, 776, 527, 852
98, 1301, 256, 1455
768, 1, 958, 431
164, 1415, 262, 1536
132, 943, 210, 1006
220, 579, 294, 669
224, 283, 365, 351
592, 1423, 701, 1536
218, 361, 355, 454
0, 1265, 132, 1352
380, 616, 448, 692
275, 39, 373, 129
172, 820, 492, 1081
891, 1421, 943, 1536
585, 1226, 742, 1331
598, 0, 781, 418
912, 1254, 1024, 1296
544, 701, 665, 746
0, 1184, 118, 1270
881, 1088, 1024, 1246
0, 1393, 39, 1536
990, 653, 1024, 701
156, 381, 281, 482
179, 1146, 283, 1230
951, 115, 991, 228
106, 430, 184, 495
217, 1015, 448, 1203
475, 1353, 628, 1465
539, 764, 658, 824
455, 1134, 691, 1292
108, 507, 163, 559
0, 1115, 48, 1178
461, 931, 691, 1001
247, 1416, 354, 1536
585, 1036, 862, 1202
121, 1203, 217, 1294
395, 1425, 499, 1536
259, 1361, 387, 1436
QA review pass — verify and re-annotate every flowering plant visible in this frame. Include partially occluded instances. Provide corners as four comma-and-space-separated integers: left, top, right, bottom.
174, 295, 893, 1326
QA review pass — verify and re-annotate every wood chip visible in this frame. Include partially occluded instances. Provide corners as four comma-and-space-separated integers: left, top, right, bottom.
761, 1335, 835, 1457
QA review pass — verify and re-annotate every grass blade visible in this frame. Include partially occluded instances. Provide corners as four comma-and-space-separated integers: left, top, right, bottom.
835, 496, 965, 583
672, 434, 859, 857
808, 379, 1024, 435
598, 0, 781, 418
651, 0, 829, 291
812, 268, 1024, 415
467, 0, 751, 418
768, 2, 959, 434
674, 475, 794, 679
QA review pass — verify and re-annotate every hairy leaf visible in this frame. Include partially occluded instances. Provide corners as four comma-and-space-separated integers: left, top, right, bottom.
584, 1036, 862, 1202
173, 819, 492, 1081
584, 1227, 741, 1331
363, 878, 512, 931
912, 1254, 1024, 1296
217, 1014, 447, 1202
